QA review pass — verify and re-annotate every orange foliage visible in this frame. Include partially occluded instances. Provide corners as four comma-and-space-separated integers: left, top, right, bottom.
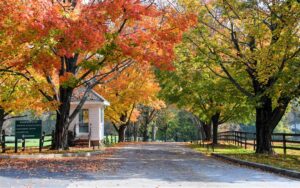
95, 63, 161, 125
0, 0, 196, 121
1, 0, 196, 72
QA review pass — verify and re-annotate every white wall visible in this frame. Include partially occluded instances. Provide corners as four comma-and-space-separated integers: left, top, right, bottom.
100, 108, 105, 139
69, 102, 105, 141
89, 107, 100, 141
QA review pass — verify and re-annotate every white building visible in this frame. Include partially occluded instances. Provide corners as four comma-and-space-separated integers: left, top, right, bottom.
69, 88, 110, 146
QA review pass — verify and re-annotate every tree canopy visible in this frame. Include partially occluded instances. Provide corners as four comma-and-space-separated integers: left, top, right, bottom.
176, 0, 300, 153
0, 0, 196, 149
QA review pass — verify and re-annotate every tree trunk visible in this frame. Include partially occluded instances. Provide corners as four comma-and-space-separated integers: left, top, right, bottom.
175, 133, 178, 142
54, 115, 68, 150
212, 123, 218, 144
164, 126, 168, 142
54, 109, 70, 150
118, 124, 127, 142
133, 122, 138, 142
255, 96, 290, 154
0, 108, 5, 134
212, 112, 220, 145
53, 55, 78, 150
54, 86, 74, 150
255, 103, 273, 154
202, 122, 212, 141
142, 125, 148, 142
151, 124, 156, 142
256, 115, 272, 154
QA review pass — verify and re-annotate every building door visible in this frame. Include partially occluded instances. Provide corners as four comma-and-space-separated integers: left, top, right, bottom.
79, 109, 89, 133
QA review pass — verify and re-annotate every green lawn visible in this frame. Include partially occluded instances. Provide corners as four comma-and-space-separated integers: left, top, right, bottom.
3, 135, 118, 148
4, 136, 52, 147
190, 143, 300, 172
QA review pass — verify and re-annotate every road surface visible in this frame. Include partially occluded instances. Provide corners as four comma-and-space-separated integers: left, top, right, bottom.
0, 142, 299, 188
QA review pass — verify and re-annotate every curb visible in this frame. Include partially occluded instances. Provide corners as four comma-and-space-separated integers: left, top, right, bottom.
212, 153, 300, 180
0, 150, 104, 159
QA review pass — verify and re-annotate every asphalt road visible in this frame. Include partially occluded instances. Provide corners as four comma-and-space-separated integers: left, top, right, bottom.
0, 142, 299, 188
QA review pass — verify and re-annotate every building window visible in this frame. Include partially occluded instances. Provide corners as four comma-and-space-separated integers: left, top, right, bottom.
79, 109, 89, 133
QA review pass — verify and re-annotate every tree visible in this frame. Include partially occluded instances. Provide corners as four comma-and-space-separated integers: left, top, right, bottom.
138, 101, 165, 141
156, 48, 253, 144
99, 64, 162, 142
0, 73, 57, 135
180, 0, 300, 153
1, 0, 196, 149
155, 107, 177, 142
155, 108, 201, 142
0, 1, 58, 135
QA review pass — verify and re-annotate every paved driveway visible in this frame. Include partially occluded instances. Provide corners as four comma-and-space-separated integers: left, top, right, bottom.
0, 142, 299, 188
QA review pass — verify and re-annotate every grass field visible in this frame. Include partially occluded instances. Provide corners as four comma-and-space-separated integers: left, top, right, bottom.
3, 136, 52, 147
190, 143, 300, 172
3, 135, 119, 147
215, 139, 300, 155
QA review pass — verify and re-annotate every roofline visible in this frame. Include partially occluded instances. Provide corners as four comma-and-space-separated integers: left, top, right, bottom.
71, 101, 110, 106
90, 90, 110, 106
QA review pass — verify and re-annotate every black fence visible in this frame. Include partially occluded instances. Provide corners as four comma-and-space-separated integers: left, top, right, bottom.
218, 131, 300, 155
1, 130, 54, 153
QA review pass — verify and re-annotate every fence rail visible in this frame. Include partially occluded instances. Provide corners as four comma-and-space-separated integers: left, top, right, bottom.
218, 131, 300, 155
1, 130, 54, 153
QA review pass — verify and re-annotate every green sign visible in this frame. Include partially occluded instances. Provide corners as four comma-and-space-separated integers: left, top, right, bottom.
15, 120, 42, 139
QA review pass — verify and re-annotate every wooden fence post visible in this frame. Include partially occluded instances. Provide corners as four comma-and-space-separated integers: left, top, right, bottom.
238, 132, 240, 147
226, 132, 228, 143
51, 130, 55, 149
1, 130, 5, 153
283, 134, 287, 156
244, 133, 247, 149
239, 132, 241, 147
253, 133, 256, 151
39, 132, 45, 153
234, 131, 236, 146
22, 135, 25, 151
15, 135, 18, 153
240, 132, 242, 147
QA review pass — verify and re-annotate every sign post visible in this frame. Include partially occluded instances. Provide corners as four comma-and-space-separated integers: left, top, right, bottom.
15, 120, 42, 153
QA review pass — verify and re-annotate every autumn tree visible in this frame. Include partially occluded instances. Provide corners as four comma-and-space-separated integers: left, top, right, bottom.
0, 74, 57, 134
1, 0, 195, 149
156, 44, 253, 144
138, 100, 165, 141
0, 1, 57, 134
180, 0, 300, 153
98, 63, 163, 142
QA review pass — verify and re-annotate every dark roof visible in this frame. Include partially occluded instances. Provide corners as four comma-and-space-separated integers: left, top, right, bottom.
71, 87, 110, 105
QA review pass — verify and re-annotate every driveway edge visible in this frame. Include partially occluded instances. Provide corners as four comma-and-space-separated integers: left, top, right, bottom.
212, 153, 300, 179
0, 150, 104, 159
